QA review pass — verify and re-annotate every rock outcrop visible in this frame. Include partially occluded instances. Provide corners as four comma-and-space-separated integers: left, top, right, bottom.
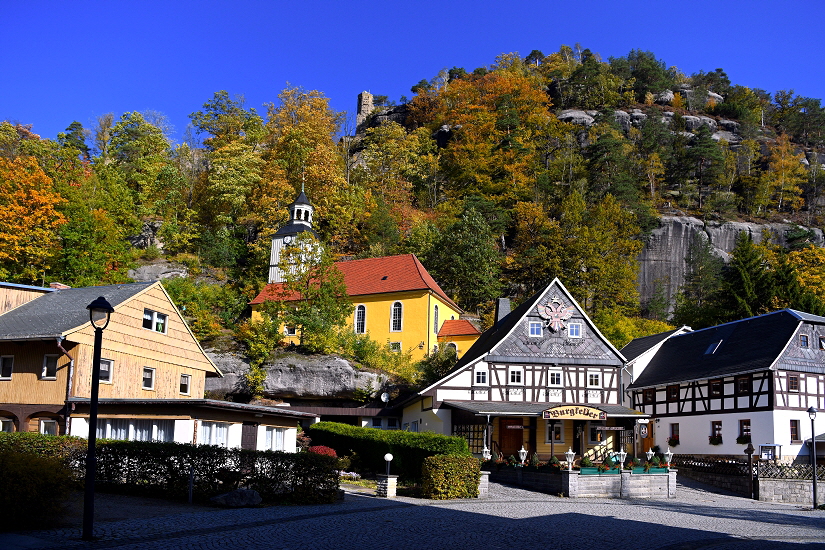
128, 261, 188, 282
637, 216, 825, 314
206, 351, 385, 400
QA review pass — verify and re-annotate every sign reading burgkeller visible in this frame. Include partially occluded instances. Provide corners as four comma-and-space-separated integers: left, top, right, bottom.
541, 405, 607, 421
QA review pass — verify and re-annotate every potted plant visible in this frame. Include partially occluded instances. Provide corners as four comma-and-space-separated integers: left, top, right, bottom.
667, 435, 680, 447
708, 435, 723, 445
736, 434, 751, 445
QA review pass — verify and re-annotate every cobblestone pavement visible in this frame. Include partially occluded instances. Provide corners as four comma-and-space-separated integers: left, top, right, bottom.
2, 478, 823, 550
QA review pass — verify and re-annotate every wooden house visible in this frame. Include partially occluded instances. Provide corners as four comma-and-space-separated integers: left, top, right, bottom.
0, 281, 315, 450
626, 309, 825, 462
401, 279, 647, 463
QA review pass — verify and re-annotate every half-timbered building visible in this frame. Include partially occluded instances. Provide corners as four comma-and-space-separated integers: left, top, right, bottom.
402, 279, 647, 463
627, 309, 825, 462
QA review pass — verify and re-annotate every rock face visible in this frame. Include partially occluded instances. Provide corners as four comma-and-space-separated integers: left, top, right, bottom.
206, 351, 385, 400
128, 261, 188, 282
637, 216, 825, 314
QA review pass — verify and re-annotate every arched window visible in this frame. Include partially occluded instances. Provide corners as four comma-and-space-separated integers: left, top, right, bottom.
433, 305, 439, 333
391, 302, 403, 332
447, 342, 457, 352
354, 305, 366, 334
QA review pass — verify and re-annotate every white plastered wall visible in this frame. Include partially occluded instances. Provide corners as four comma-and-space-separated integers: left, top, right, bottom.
402, 400, 451, 435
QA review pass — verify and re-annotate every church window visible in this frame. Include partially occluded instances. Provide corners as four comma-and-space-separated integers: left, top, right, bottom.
354, 305, 366, 334
391, 302, 402, 332
433, 305, 439, 333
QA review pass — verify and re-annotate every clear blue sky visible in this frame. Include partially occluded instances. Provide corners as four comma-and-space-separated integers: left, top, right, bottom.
3, 0, 824, 144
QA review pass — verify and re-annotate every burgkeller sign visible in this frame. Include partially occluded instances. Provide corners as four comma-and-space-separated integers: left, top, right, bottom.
542, 406, 606, 421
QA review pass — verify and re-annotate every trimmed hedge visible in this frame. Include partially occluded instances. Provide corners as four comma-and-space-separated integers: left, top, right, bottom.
305, 422, 471, 481
0, 450, 75, 531
421, 455, 481, 499
0, 433, 339, 505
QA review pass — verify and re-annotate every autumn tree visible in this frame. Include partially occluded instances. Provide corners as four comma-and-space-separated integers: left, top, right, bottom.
0, 157, 66, 282
762, 134, 807, 212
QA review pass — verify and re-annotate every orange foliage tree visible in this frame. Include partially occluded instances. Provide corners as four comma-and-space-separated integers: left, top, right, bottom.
0, 157, 66, 282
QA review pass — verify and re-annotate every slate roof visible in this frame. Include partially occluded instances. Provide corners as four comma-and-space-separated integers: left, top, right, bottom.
620, 327, 686, 363
0, 282, 155, 340
252, 254, 460, 310
273, 222, 318, 238
437, 319, 480, 338
629, 309, 825, 389
442, 401, 648, 418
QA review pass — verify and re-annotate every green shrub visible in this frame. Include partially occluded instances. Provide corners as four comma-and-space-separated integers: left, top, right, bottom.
421, 455, 480, 499
306, 422, 471, 481
580, 456, 593, 468
0, 432, 86, 471
0, 450, 75, 531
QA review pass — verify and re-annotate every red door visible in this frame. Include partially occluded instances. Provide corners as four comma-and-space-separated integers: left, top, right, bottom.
499, 418, 524, 458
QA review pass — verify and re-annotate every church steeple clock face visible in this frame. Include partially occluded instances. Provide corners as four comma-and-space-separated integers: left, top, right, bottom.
283, 235, 294, 245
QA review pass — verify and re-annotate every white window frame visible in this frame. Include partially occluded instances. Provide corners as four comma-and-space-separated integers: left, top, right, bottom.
41, 355, 59, 380
548, 369, 563, 387
389, 342, 402, 352
264, 426, 285, 450
509, 366, 523, 385
587, 372, 601, 388
546, 421, 565, 443
354, 304, 366, 334
390, 301, 403, 332
0, 356, 13, 380
180, 373, 191, 395
142, 367, 156, 391
142, 308, 168, 334
568, 323, 582, 338
39, 419, 58, 435
284, 325, 297, 336
199, 421, 229, 447
99, 358, 113, 384
474, 368, 488, 386
529, 321, 543, 338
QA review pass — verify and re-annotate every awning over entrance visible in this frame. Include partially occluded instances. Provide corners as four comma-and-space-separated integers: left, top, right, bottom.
441, 401, 649, 419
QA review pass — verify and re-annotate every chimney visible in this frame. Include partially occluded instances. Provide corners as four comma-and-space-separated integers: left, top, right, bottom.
494, 298, 511, 327
49, 282, 71, 290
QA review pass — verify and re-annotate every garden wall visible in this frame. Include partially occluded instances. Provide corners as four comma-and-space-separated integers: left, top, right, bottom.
675, 466, 751, 497
487, 468, 676, 498
757, 478, 824, 506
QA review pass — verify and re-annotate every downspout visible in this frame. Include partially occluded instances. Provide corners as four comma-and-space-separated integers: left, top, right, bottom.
57, 337, 75, 435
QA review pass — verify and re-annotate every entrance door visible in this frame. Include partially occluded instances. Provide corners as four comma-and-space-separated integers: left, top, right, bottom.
499, 418, 524, 458
241, 422, 258, 450
573, 420, 586, 455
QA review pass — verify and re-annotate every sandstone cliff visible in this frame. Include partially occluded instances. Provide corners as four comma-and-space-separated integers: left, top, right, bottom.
637, 216, 824, 313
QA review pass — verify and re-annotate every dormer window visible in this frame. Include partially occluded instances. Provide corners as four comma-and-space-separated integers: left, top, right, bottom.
800, 334, 809, 348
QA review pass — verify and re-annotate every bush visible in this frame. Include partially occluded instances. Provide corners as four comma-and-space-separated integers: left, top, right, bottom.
308, 445, 337, 458
580, 456, 593, 468
0, 449, 75, 531
306, 422, 471, 481
421, 455, 480, 499
0, 432, 85, 471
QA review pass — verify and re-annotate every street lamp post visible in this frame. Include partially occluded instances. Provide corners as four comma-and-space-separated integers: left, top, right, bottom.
808, 407, 818, 510
82, 296, 114, 541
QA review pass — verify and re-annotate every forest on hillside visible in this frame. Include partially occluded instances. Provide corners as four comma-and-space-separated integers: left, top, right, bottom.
2, 45, 825, 364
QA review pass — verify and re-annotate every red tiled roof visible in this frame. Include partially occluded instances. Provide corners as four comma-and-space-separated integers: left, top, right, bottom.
438, 319, 481, 338
251, 254, 461, 311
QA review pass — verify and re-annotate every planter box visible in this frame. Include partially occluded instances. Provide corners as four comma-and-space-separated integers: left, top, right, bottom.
580, 468, 620, 475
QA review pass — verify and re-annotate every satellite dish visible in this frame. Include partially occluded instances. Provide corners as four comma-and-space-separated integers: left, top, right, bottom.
380, 392, 390, 403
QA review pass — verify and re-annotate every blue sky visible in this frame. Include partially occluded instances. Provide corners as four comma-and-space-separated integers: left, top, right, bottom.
3, 0, 824, 144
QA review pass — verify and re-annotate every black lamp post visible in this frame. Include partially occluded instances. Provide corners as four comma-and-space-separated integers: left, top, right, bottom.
808, 406, 818, 510
82, 296, 114, 541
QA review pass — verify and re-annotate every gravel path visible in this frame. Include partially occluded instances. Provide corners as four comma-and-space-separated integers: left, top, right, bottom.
2, 478, 823, 550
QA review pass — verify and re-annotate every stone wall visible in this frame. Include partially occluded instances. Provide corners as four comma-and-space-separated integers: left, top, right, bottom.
675, 467, 751, 497
757, 478, 824, 506
488, 468, 675, 498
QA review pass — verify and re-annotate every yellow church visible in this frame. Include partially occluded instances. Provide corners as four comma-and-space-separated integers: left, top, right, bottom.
250, 192, 473, 360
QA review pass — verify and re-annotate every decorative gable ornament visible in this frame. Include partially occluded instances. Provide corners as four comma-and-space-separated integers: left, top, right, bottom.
537, 296, 575, 332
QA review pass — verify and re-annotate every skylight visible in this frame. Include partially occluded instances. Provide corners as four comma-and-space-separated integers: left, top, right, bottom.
704, 340, 722, 355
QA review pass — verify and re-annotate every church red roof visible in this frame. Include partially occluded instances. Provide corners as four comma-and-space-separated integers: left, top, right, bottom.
251, 254, 460, 311
437, 319, 481, 338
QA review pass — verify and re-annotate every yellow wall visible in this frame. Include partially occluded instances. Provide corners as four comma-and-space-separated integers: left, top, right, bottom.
437, 333, 479, 359
253, 290, 465, 361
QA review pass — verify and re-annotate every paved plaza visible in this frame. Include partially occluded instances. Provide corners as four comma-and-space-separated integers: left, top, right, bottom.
2, 479, 824, 550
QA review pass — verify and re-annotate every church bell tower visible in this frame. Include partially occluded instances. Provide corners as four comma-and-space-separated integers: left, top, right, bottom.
268, 190, 318, 283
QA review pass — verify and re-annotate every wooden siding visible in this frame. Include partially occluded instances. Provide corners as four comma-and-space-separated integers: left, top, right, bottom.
0, 341, 71, 404
66, 284, 217, 374
0, 286, 50, 316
